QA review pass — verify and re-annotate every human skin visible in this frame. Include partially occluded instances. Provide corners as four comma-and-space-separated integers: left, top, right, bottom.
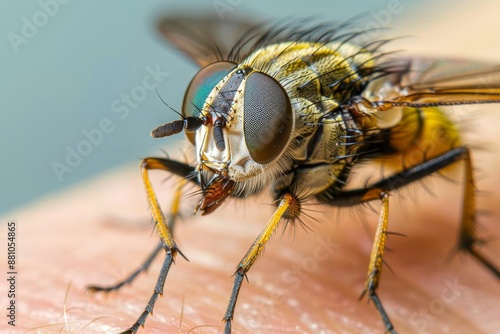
6, 3, 500, 334
11, 120, 500, 334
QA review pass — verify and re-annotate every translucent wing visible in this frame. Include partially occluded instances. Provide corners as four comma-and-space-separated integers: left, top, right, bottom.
156, 14, 261, 67
364, 58, 500, 109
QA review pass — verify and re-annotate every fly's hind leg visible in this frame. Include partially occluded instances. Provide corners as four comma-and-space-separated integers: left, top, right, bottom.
457, 149, 500, 278
89, 157, 196, 334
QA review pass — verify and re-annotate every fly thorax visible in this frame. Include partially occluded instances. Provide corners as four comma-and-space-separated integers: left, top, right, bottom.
307, 113, 348, 164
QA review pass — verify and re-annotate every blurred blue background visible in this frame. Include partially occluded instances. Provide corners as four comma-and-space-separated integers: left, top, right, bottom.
0, 0, 438, 214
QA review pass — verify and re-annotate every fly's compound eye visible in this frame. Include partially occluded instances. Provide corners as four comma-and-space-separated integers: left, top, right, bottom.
243, 72, 293, 164
182, 61, 236, 144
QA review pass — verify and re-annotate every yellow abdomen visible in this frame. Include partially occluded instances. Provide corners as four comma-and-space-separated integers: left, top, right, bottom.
386, 107, 461, 169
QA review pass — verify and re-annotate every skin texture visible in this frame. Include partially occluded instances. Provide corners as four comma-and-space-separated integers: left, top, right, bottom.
11, 121, 500, 334
5, 4, 500, 334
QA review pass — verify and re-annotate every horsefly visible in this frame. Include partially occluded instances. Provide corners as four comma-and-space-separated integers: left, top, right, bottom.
87, 14, 500, 333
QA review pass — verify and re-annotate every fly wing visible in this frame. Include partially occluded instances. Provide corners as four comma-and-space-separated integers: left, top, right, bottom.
401, 58, 500, 90
157, 14, 261, 67
364, 58, 500, 109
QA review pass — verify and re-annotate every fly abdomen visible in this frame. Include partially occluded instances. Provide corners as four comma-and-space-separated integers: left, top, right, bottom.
382, 107, 461, 170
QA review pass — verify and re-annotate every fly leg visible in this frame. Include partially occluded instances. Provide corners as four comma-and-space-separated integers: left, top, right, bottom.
122, 158, 196, 333
325, 146, 499, 332
457, 149, 500, 278
359, 191, 395, 333
87, 179, 186, 293
223, 193, 298, 334
89, 157, 196, 333
87, 242, 163, 293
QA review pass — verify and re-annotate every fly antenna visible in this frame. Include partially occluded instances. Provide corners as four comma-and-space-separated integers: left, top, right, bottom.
155, 87, 183, 118
151, 117, 206, 138
151, 89, 207, 139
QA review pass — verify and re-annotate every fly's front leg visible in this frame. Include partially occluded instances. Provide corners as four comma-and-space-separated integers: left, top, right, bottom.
87, 179, 186, 294
118, 158, 192, 334
223, 193, 299, 334
87, 242, 163, 294
87, 157, 194, 333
